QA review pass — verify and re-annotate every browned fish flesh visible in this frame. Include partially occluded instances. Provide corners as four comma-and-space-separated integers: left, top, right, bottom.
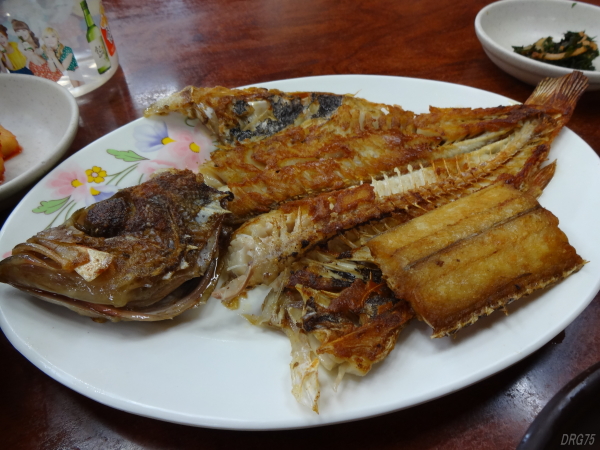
367, 183, 585, 337
145, 75, 586, 222
214, 72, 588, 304
0, 170, 232, 321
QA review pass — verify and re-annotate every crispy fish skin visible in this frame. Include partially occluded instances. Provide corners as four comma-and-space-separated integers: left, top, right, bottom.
367, 184, 585, 337
0, 170, 233, 321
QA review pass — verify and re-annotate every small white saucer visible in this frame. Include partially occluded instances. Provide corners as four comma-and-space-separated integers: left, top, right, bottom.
0, 74, 79, 205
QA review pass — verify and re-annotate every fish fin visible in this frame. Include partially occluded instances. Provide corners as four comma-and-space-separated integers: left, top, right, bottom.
523, 161, 557, 198
525, 72, 588, 121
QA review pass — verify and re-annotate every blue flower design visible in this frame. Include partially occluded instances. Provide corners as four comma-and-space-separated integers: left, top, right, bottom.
133, 121, 170, 153
85, 184, 118, 206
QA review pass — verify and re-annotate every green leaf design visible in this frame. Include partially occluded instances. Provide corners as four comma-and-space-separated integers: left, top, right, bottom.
33, 197, 70, 214
107, 149, 148, 162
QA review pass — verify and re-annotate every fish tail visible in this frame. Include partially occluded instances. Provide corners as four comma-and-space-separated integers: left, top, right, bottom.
525, 72, 588, 121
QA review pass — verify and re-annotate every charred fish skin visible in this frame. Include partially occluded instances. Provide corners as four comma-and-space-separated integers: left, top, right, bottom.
0, 170, 233, 322
228, 93, 344, 142
144, 86, 345, 145
214, 72, 588, 303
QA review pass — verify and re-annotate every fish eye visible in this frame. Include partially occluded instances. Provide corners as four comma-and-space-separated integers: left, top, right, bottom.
72, 195, 130, 238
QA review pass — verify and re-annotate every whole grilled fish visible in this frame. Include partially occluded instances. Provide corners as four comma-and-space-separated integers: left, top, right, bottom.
0, 170, 232, 321
214, 72, 588, 304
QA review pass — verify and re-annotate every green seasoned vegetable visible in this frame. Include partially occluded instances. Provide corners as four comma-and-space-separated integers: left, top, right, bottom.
513, 31, 599, 70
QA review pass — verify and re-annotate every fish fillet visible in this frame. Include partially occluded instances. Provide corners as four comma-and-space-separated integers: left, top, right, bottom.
367, 183, 585, 337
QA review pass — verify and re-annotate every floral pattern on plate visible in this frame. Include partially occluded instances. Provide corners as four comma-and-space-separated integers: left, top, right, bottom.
32, 115, 216, 229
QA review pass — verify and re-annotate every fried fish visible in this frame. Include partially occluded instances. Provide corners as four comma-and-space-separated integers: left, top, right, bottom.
214, 72, 588, 304
241, 160, 559, 413
146, 75, 586, 222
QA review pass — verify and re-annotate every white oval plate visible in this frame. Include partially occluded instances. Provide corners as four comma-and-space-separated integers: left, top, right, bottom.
0, 75, 599, 430
0, 74, 79, 204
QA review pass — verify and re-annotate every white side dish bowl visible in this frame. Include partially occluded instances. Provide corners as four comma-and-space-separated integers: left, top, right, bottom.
0, 74, 79, 204
475, 0, 600, 91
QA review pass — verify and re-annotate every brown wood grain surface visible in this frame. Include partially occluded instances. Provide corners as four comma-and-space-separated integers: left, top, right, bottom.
1, 0, 600, 448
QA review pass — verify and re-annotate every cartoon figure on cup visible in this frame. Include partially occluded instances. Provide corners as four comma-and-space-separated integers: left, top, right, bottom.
0, 24, 34, 75
11, 19, 61, 82
42, 27, 85, 87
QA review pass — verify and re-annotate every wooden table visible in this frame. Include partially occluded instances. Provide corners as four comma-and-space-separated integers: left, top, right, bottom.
2, 0, 600, 448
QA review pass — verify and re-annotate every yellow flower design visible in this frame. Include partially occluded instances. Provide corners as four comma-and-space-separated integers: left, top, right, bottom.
86, 166, 107, 184
189, 142, 200, 153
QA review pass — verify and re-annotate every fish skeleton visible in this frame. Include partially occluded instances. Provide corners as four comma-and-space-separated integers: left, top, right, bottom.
214, 72, 588, 305
0, 170, 233, 321
145, 76, 585, 222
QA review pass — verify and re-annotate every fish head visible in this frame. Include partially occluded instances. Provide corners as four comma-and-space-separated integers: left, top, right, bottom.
0, 169, 233, 321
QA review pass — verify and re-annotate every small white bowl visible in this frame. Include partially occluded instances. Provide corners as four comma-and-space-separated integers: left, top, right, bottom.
475, 0, 600, 91
0, 74, 79, 204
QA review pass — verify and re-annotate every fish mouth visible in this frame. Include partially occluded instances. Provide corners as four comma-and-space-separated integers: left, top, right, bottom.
0, 224, 223, 322
6, 259, 220, 322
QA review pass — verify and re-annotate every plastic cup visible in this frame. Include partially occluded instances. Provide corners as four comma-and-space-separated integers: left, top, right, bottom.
0, 0, 119, 97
